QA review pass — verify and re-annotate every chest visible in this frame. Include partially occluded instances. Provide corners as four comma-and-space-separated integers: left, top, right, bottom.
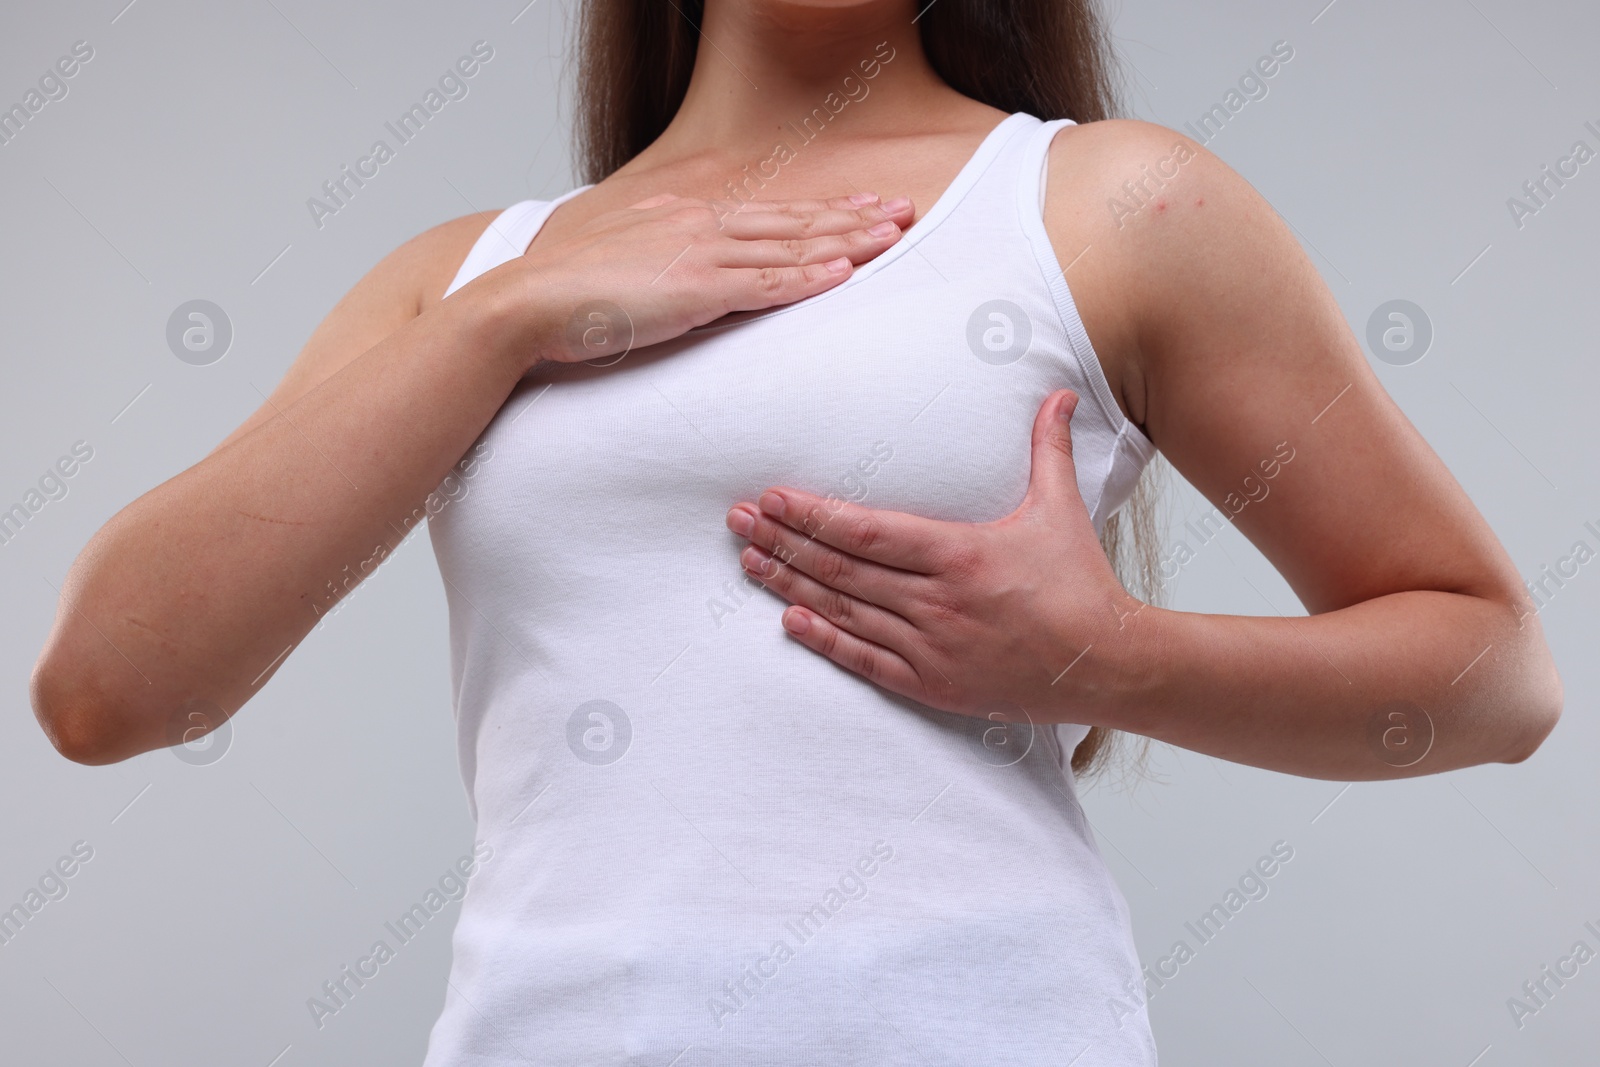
463, 271, 1076, 552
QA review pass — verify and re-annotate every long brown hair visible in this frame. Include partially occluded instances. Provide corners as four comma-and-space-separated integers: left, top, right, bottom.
571, 0, 1167, 781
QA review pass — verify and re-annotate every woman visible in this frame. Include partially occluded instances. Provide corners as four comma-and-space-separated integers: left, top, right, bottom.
31, 0, 1561, 1063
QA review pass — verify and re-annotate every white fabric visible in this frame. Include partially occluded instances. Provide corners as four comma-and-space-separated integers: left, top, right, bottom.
425, 111, 1159, 1066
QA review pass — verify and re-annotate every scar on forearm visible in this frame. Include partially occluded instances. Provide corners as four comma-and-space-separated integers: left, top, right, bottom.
235, 509, 312, 526
123, 615, 178, 645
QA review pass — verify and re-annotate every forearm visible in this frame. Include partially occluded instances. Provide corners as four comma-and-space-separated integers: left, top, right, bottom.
34, 288, 534, 762
1100, 589, 1563, 780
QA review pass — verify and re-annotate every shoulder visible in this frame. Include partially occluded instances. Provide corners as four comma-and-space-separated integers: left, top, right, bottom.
207, 210, 504, 454
323, 209, 506, 320
398, 210, 506, 311
1040, 117, 1258, 245
303, 207, 506, 358
1043, 116, 1191, 171
1039, 117, 1307, 390
1033, 119, 1221, 431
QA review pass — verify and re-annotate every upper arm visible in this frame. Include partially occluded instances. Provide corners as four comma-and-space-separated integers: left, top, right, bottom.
1045, 119, 1523, 615
208, 210, 499, 455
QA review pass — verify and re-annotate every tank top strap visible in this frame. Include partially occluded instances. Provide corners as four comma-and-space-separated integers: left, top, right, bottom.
1013, 115, 1079, 221
942, 113, 1077, 243
443, 185, 593, 299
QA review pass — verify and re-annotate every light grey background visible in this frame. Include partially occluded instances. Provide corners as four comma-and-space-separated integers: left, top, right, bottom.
2, 1, 1595, 1064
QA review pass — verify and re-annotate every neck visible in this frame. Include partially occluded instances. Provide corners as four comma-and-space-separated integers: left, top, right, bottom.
646, 1, 965, 164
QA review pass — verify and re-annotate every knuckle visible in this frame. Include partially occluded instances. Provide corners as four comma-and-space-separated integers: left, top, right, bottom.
779, 238, 806, 264
820, 588, 853, 625
813, 547, 848, 585
845, 515, 886, 555
852, 644, 879, 681
755, 266, 785, 296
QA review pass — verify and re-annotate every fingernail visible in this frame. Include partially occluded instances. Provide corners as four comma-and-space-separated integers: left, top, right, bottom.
868, 220, 898, 237
849, 192, 879, 205
883, 196, 912, 213
726, 506, 755, 537
782, 608, 810, 635
741, 545, 770, 573
758, 491, 786, 518
825, 256, 851, 274
1058, 390, 1078, 420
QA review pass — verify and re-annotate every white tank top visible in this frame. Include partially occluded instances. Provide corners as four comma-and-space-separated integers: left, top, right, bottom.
426, 111, 1159, 1065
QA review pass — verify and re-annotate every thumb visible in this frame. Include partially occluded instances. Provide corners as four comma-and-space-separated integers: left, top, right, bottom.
1019, 389, 1087, 518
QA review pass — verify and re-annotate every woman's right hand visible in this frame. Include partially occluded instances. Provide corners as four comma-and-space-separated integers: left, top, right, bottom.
485, 192, 914, 364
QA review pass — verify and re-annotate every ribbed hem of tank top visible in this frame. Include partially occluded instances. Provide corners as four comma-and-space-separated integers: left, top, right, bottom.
1016, 118, 1159, 468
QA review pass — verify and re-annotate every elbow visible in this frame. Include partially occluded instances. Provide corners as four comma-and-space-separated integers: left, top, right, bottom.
1501, 667, 1564, 765
30, 657, 141, 766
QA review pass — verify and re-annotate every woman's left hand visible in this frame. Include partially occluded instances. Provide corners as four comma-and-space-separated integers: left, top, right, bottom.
723, 389, 1160, 725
